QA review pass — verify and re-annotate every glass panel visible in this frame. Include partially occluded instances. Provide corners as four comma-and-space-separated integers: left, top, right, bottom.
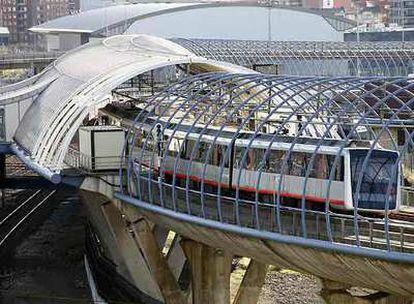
311, 154, 328, 179
234, 147, 251, 169
289, 152, 307, 176
327, 155, 344, 181
266, 150, 286, 173
350, 149, 399, 210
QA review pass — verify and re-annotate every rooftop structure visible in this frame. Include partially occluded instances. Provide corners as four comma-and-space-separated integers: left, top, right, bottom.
29, 3, 357, 51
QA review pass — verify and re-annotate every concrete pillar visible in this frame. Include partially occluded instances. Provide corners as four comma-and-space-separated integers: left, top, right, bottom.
132, 219, 186, 304
154, 225, 169, 250
181, 239, 233, 304
320, 279, 413, 304
211, 249, 233, 304
101, 202, 164, 301
120, 200, 187, 282
80, 190, 163, 302
233, 260, 269, 304
167, 235, 187, 280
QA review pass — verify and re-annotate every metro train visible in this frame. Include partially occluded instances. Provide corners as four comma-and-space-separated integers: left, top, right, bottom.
102, 106, 402, 212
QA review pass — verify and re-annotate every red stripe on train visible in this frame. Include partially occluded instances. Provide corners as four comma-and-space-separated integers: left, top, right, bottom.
161, 170, 345, 206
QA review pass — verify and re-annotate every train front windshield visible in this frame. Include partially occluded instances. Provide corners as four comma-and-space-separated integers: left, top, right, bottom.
350, 149, 399, 210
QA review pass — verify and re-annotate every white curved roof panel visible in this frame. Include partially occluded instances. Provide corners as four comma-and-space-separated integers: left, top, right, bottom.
11, 34, 251, 180
126, 5, 343, 41
30, 2, 355, 40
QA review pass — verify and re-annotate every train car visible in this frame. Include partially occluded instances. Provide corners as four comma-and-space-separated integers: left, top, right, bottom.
100, 106, 401, 213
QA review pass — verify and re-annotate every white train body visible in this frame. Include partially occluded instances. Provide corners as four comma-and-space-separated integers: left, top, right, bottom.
159, 141, 400, 212
103, 108, 401, 213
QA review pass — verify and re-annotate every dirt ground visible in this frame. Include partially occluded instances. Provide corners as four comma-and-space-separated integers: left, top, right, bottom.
258, 269, 324, 304
231, 258, 325, 304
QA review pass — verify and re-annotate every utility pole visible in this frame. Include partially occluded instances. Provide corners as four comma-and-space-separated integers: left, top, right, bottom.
356, 3, 361, 76
402, 0, 406, 42
267, 0, 274, 42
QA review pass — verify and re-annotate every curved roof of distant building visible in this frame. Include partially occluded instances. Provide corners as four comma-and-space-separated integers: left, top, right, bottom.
30, 3, 203, 34
29, 2, 356, 40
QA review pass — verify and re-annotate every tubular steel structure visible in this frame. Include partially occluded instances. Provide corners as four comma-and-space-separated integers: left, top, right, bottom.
5, 34, 414, 265
173, 38, 414, 77
119, 72, 414, 263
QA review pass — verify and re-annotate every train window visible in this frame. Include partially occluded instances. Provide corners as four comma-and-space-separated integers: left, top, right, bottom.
217, 145, 225, 166
234, 147, 242, 168
266, 150, 287, 174
350, 150, 398, 209
180, 140, 188, 159
253, 149, 271, 171
307, 154, 343, 181
247, 149, 255, 170
195, 142, 208, 162
289, 152, 307, 176
309, 154, 327, 179
184, 140, 196, 160
252, 149, 265, 170
212, 144, 230, 167
185, 140, 210, 163
234, 147, 254, 169
327, 155, 344, 181
231, 148, 344, 181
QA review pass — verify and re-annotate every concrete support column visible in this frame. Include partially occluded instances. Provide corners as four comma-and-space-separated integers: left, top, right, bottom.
233, 260, 268, 304
166, 234, 187, 281
320, 279, 412, 304
132, 219, 186, 304
181, 239, 233, 304
320, 279, 355, 304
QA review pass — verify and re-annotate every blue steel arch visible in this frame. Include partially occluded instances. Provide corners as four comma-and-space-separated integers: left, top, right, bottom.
115, 73, 414, 261
119, 73, 414, 264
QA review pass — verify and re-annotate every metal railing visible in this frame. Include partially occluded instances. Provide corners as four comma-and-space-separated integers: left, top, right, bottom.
65, 147, 124, 173
0, 51, 63, 64
116, 73, 414, 263
173, 38, 414, 76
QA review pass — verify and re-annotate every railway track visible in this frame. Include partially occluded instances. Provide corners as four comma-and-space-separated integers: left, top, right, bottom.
389, 211, 414, 223
0, 189, 56, 249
